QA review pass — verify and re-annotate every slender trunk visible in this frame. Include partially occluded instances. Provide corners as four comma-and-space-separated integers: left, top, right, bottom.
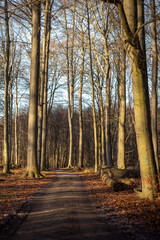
117, 47, 126, 169
100, 7, 112, 167
64, 2, 76, 168
98, 119, 101, 166
41, 6, 51, 170
27, 2, 41, 177
105, 58, 112, 167
9, 89, 13, 165
151, 0, 159, 174
78, 35, 85, 168
3, 0, 10, 174
86, 0, 98, 172
15, 77, 18, 165
64, 7, 72, 168
68, 1, 76, 168
99, 82, 105, 166
38, 0, 49, 171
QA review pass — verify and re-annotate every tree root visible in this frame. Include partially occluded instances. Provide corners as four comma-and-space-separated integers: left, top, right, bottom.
22, 171, 45, 179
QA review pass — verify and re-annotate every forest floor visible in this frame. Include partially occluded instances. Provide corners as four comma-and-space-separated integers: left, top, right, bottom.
78, 169, 160, 238
0, 167, 56, 232
0, 168, 160, 240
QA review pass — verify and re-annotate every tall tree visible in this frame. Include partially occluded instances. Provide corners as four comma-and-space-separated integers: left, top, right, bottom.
86, 0, 98, 172
27, 1, 41, 177
37, 0, 50, 170
64, 0, 76, 168
15, 75, 18, 165
3, 0, 10, 174
78, 20, 85, 168
103, 0, 158, 199
117, 40, 126, 169
90, 1, 113, 167
151, 0, 159, 174
41, 1, 53, 170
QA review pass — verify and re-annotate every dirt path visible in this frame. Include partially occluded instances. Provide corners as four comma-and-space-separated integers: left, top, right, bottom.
3, 170, 132, 240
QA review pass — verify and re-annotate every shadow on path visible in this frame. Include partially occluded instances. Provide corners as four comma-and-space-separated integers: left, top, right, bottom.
2, 170, 133, 240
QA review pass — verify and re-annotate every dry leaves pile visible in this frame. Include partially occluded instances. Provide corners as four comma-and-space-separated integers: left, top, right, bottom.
80, 172, 160, 232
0, 168, 56, 227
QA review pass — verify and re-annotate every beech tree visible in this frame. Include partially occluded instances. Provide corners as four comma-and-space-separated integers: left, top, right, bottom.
41, 1, 53, 170
86, 0, 98, 172
78, 19, 85, 168
117, 34, 126, 169
26, 1, 41, 177
3, 0, 10, 174
151, 0, 159, 174
103, 0, 158, 199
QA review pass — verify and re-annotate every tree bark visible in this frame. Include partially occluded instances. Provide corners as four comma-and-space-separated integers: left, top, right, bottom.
117, 45, 126, 169
41, 3, 52, 170
15, 76, 18, 165
64, 1, 76, 168
99, 78, 105, 166
137, 0, 146, 55
78, 26, 85, 168
37, 0, 49, 171
86, 0, 98, 172
105, 57, 112, 167
3, 0, 10, 174
8, 83, 13, 165
117, 0, 157, 199
27, 2, 41, 177
151, 0, 159, 174
64, 6, 72, 168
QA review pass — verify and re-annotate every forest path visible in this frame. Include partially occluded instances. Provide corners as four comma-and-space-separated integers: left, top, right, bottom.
8, 170, 131, 240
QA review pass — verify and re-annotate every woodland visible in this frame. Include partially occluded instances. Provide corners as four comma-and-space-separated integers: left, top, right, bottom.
0, 0, 160, 232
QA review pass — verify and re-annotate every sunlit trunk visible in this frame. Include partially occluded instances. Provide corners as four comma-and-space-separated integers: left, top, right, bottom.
86, 0, 98, 172
27, 2, 41, 177
3, 0, 10, 174
15, 77, 18, 165
38, 0, 49, 170
41, 2, 52, 170
151, 0, 159, 174
105, 58, 112, 167
117, 0, 157, 198
117, 47, 126, 169
78, 33, 85, 168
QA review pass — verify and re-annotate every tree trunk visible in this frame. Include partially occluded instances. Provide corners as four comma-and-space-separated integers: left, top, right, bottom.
137, 0, 146, 55
37, 0, 49, 171
98, 119, 101, 166
27, 2, 41, 177
86, 0, 98, 172
41, 2, 52, 170
105, 57, 112, 167
151, 0, 159, 174
3, 0, 10, 174
9, 86, 13, 165
15, 77, 18, 165
64, 1, 76, 168
117, 0, 157, 199
64, 6, 72, 168
99, 79, 105, 166
117, 46, 126, 169
78, 28, 85, 168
